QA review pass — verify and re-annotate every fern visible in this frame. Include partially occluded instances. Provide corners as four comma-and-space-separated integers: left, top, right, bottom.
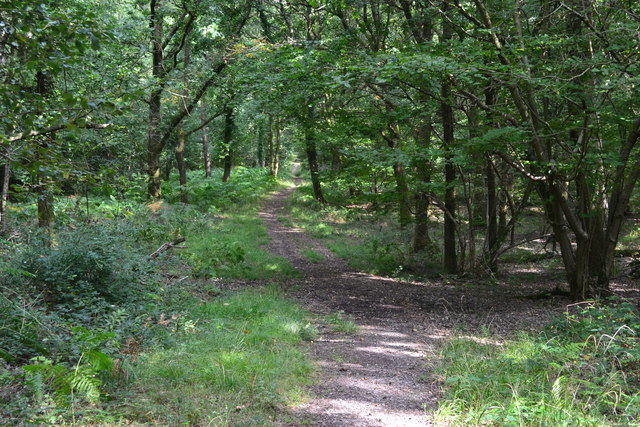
23, 350, 114, 405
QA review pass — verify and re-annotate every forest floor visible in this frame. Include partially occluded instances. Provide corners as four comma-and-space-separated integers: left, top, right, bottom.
255, 182, 587, 426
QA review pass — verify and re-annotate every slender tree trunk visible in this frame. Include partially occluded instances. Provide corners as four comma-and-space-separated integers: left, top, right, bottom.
484, 84, 499, 272
147, 0, 164, 198
271, 118, 281, 176
221, 104, 234, 183
441, 1, 457, 273
485, 155, 498, 271
0, 163, 9, 232
413, 120, 432, 252
201, 99, 211, 177
383, 123, 411, 227
393, 162, 411, 227
331, 149, 341, 172
256, 119, 264, 168
175, 41, 189, 203
305, 104, 326, 203
35, 70, 54, 228
175, 126, 188, 202
266, 115, 274, 172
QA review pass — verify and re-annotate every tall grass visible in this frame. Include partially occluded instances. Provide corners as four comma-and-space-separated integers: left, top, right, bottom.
126, 286, 316, 425
436, 301, 640, 426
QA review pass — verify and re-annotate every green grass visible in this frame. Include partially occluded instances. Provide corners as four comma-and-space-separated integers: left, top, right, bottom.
183, 210, 299, 280
325, 312, 359, 334
435, 301, 640, 426
301, 249, 325, 264
125, 286, 317, 425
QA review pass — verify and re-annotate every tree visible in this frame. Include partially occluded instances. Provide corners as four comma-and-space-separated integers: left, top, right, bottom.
447, 0, 640, 297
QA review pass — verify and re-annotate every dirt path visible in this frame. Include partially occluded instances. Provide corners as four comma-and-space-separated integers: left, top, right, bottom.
258, 184, 570, 426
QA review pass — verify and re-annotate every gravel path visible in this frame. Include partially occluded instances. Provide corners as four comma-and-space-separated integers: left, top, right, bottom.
258, 184, 573, 426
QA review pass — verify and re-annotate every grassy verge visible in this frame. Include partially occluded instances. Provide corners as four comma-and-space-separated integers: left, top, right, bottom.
0, 168, 313, 425
124, 286, 316, 426
435, 300, 640, 425
183, 210, 299, 280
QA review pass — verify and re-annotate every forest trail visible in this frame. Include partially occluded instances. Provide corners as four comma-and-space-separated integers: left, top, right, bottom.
259, 184, 441, 426
258, 183, 566, 426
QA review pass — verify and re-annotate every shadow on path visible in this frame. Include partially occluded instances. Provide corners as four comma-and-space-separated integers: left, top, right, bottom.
258, 184, 568, 426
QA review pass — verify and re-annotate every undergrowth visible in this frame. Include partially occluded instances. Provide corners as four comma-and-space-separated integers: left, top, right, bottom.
436, 299, 640, 426
0, 168, 308, 425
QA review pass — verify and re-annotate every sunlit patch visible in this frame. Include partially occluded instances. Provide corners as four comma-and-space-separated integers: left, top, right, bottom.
303, 397, 429, 426
355, 345, 424, 358
455, 335, 504, 346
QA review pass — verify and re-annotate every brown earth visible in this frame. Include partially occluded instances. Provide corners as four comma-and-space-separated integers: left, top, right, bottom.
257, 183, 638, 426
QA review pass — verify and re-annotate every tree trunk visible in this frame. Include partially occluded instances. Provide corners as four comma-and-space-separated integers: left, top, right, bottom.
175, 41, 189, 202
0, 163, 9, 232
413, 120, 432, 252
221, 104, 234, 183
175, 125, 188, 202
201, 99, 211, 177
37, 188, 54, 228
485, 155, 498, 272
441, 1, 457, 273
483, 84, 499, 272
35, 70, 55, 228
271, 118, 281, 177
266, 115, 274, 172
383, 123, 411, 228
256, 119, 264, 168
331, 149, 342, 172
305, 105, 326, 203
147, 0, 164, 198
393, 162, 411, 228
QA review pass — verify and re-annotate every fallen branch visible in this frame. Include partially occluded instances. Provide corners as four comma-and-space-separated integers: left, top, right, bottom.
150, 236, 186, 259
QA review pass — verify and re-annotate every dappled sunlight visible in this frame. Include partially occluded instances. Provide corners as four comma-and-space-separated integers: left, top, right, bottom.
359, 328, 409, 338
354, 345, 424, 359
303, 397, 429, 427
455, 335, 504, 346
341, 271, 403, 283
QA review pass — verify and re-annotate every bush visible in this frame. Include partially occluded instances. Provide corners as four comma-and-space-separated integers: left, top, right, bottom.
20, 228, 148, 311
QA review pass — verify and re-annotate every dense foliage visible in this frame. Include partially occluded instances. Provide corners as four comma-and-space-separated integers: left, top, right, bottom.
1, 0, 639, 424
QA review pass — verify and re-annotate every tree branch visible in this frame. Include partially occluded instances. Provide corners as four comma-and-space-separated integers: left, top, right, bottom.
7, 123, 112, 143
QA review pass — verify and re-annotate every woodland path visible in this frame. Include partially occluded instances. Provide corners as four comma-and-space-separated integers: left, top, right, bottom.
257, 183, 569, 426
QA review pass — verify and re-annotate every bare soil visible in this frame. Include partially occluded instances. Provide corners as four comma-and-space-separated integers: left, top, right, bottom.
256, 184, 639, 426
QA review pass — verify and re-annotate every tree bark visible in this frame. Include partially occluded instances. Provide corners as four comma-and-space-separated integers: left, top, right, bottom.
271, 118, 281, 177
147, 0, 164, 198
305, 104, 326, 203
0, 163, 9, 232
266, 115, 274, 172
221, 104, 234, 183
484, 85, 499, 272
35, 70, 54, 228
201, 99, 211, 177
175, 40, 189, 203
413, 120, 432, 252
441, 7, 457, 273
485, 154, 498, 271
382, 123, 411, 228
256, 118, 264, 168
175, 125, 188, 202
